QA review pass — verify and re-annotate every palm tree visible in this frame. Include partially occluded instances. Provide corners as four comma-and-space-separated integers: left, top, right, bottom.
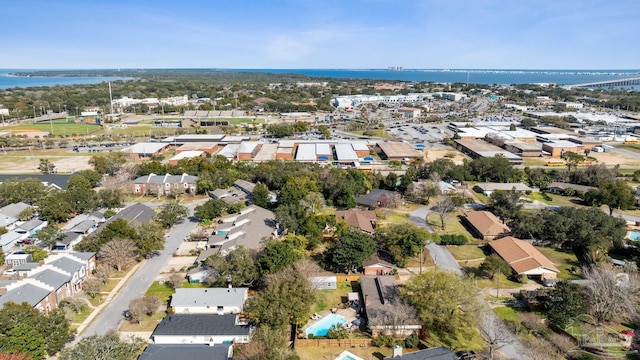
480, 254, 512, 298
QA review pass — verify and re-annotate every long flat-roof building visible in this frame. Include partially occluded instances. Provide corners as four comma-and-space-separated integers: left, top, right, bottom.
454, 140, 523, 164
123, 142, 170, 159
253, 143, 278, 162
334, 144, 359, 163
168, 151, 205, 165
377, 141, 422, 160
296, 143, 317, 162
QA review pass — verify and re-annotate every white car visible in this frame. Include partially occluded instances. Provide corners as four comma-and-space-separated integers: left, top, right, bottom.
3, 269, 16, 276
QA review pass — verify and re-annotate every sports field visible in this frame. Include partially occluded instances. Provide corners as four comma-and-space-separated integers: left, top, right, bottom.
7, 120, 102, 137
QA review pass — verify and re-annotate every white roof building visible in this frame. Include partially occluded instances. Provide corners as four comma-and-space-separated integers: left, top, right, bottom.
123, 142, 169, 155
169, 151, 204, 162
335, 144, 359, 162
296, 143, 317, 161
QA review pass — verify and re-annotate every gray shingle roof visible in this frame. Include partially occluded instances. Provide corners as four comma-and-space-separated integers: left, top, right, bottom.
102, 203, 156, 228
17, 218, 44, 232
59, 232, 81, 246
138, 344, 231, 360
0, 202, 32, 219
0, 283, 51, 307
383, 347, 458, 360
14, 263, 39, 272
69, 252, 95, 262
0, 174, 71, 190
29, 269, 69, 289
152, 314, 250, 337
48, 257, 83, 274
69, 219, 96, 233
170, 288, 247, 309
356, 189, 399, 207
360, 276, 421, 329
134, 173, 198, 185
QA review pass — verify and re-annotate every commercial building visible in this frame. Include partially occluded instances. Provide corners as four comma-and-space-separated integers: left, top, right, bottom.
377, 141, 422, 161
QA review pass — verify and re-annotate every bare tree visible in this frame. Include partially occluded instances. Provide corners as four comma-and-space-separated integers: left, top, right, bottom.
94, 263, 112, 284
128, 298, 146, 324
166, 273, 184, 289
299, 192, 326, 217
583, 264, 640, 323
61, 295, 87, 314
433, 196, 455, 230
142, 295, 163, 315
478, 314, 514, 360
98, 238, 137, 271
83, 278, 103, 299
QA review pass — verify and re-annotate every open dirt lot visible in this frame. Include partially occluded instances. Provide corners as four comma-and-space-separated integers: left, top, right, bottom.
589, 151, 640, 167
0, 153, 92, 174
424, 148, 468, 165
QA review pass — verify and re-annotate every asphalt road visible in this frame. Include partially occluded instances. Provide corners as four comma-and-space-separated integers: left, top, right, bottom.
80, 202, 203, 337
408, 206, 531, 359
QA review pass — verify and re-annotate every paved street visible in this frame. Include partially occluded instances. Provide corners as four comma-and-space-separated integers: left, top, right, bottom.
408, 206, 531, 360
80, 201, 204, 337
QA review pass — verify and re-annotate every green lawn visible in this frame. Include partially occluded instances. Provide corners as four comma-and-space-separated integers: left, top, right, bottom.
536, 247, 582, 280
8, 122, 102, 136
522, 158, 549, 167
118, 311, 165, 332
616, 144, 640, 153
145, 281, 176, 303
426, 210, 474, 239
446, 244, 486, 262
522, 192, 584, 207
493, 306, 521, 323
101, 279, 120, 293
71, 306, 93, 324
313, 281, 354, 313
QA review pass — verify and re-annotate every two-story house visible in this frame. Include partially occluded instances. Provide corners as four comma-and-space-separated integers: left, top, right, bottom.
133, 173, 198, 197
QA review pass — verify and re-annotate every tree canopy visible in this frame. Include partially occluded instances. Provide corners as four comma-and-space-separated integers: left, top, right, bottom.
323, 228, 376, 273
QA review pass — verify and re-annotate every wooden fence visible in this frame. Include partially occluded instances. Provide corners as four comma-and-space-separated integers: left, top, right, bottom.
336, 275, 361, 282
295, 338, 373, 348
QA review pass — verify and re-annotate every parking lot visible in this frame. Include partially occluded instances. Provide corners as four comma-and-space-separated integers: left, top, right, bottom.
385, 122, 450, 143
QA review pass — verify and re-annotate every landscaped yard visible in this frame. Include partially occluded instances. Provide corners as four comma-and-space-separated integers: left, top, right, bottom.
536, 247, 583, 280
426, 210, 475, 239
118, 311, 166, 332
446, 244, 486, 262
145, 281, 176, 303
70, 305, 94, 324
313, 281, 354, 313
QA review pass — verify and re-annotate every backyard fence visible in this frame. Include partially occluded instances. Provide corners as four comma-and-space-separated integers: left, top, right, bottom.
295, 339, 373, 348
336, 275, 361, 282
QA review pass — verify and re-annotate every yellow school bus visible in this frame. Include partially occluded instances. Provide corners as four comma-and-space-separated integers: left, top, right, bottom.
546, 160, 565, 167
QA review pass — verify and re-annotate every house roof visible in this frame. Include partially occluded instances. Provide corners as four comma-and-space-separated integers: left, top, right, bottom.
69, 219, 96, 233
474, 182, 532, 192
0, 174, 71, 190
384, 347, 458, 360
489, 236, 560, 274
134, 173, 198, 185
335, 209, 377, 233
138, 344, 232, 360
0, 202, 31, 220
29, 268, 69, 290
170, 288, 248, 309
58, 232, 82, 246
360, 276, 421, 329
362, 255, 394, 269
356, 189, 399, 207
14, 263, 39, 272
102, 203, 156, 228
151, 314, 250, 337
47, 256, 84, 274
17, 218, 45, 232
464, 211, 511, 236
0, 283, 52, 307
69, 252, 95, 262
547, 182, 596, 193
233, 179, 256, 193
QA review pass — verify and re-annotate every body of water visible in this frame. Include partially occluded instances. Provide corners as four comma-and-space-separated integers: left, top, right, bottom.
1, 68, 640, 89
0, 70, 132, 90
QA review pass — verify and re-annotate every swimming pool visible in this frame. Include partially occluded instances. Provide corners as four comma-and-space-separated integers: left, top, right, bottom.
305, 314, 346, 337
628, 230, 640, 241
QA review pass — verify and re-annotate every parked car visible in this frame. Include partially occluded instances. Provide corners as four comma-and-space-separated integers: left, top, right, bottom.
3, 269, 16, 276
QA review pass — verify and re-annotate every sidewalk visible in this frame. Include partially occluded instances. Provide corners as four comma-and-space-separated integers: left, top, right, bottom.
74, 262, 142, 338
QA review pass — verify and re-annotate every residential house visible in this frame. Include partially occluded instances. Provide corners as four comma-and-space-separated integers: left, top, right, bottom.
27, 266, 74, 303
138, 344, 232, 360
335, 209, 377, 234
133, 173, 198, 197
0, 174, 71, 191
0, 231, 26, 252
463, 211, 511, 241
360, 276, 422, 337
0, 279, 57, 313
151, 314, 251, 345
362, 255, 395, 276
54, 232, 83, 251
100, 203, 156, 230
356, 189, 401, 208
473, 183, 532, 197
14, 262, 39, 276
16, 218, 47, 237
186, 267, 215, 284
169, 287, 248, 315
44, 252, 96, 293
5, 253, 32, 267
488, 236, 560, 281
547, 182, 596, 196
384, 346, 458, 360
0, 202, 33, 227
438, 181, 457, 195
209, 206, 277, 250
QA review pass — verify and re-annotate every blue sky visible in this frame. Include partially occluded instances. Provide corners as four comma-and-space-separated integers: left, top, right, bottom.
1, 0, 638, 69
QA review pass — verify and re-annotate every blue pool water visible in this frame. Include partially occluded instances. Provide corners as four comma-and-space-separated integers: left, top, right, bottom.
629, 231, 640, 241
305, 314, 346, 337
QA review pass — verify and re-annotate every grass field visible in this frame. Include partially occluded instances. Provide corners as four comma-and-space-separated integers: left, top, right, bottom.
8, 122, 102, 136
493, 306, 521, 323
119, 311, 165, 332
145, 281, 176, 303
536, 247, 582, 280
426, 210, 475, 239
313, 281, 353, 313
446, 244, 486, 262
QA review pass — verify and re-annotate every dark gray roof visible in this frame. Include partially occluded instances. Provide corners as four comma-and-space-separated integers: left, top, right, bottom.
360, 276, 421, 329
356, 189, 399, 207
0, 283, 51, 307
103, 203, 156, 228
0, 202, 32, 219
48, 256, 83, 274
138, 344, 231, 360
29, 268, 69, 289
0, 174, 71, 190
152, 314, 250, 337
59, 232, 82, 246
547, 182, 596, 193
14, 263, 39, 272
384, 347, 458, 360
17, 218, 44, 232
233, 179, 256, 194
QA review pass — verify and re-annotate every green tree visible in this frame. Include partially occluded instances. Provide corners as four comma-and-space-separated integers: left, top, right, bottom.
323, 229, 376, 273
401, 270, 482, 350
245, 266, 315, 328
489, 189, 522, 221
520, 118, 537, 129
194, 199, 227, 221
38, 191, 73, 223
155, 202, 188, 229
205, 246, 259, 287
22, 246, 48, 262
257, 236, 307, 275
596, 179, 636, 215
134, 221, 165, 259
64, 175, 97, 214
37, 159, 55, 175
375, 223, 432, 267
75, 169, 102, 187
88, 152, 127, 176
36, 225, 63, 250
58, 333, 146, 360
543, 281, 589, 327
96, 189, 124, 209
480, 254, 512, 297
252, 183, 271, 208
0, 178, 46, 206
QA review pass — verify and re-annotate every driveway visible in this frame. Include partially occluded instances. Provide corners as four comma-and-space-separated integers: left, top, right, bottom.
408, 206, 532, 359
80, 200, 205, 338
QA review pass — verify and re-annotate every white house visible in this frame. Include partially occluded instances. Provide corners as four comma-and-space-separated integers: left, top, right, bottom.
169, 287, 248, 315
151, 314, 251, 345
